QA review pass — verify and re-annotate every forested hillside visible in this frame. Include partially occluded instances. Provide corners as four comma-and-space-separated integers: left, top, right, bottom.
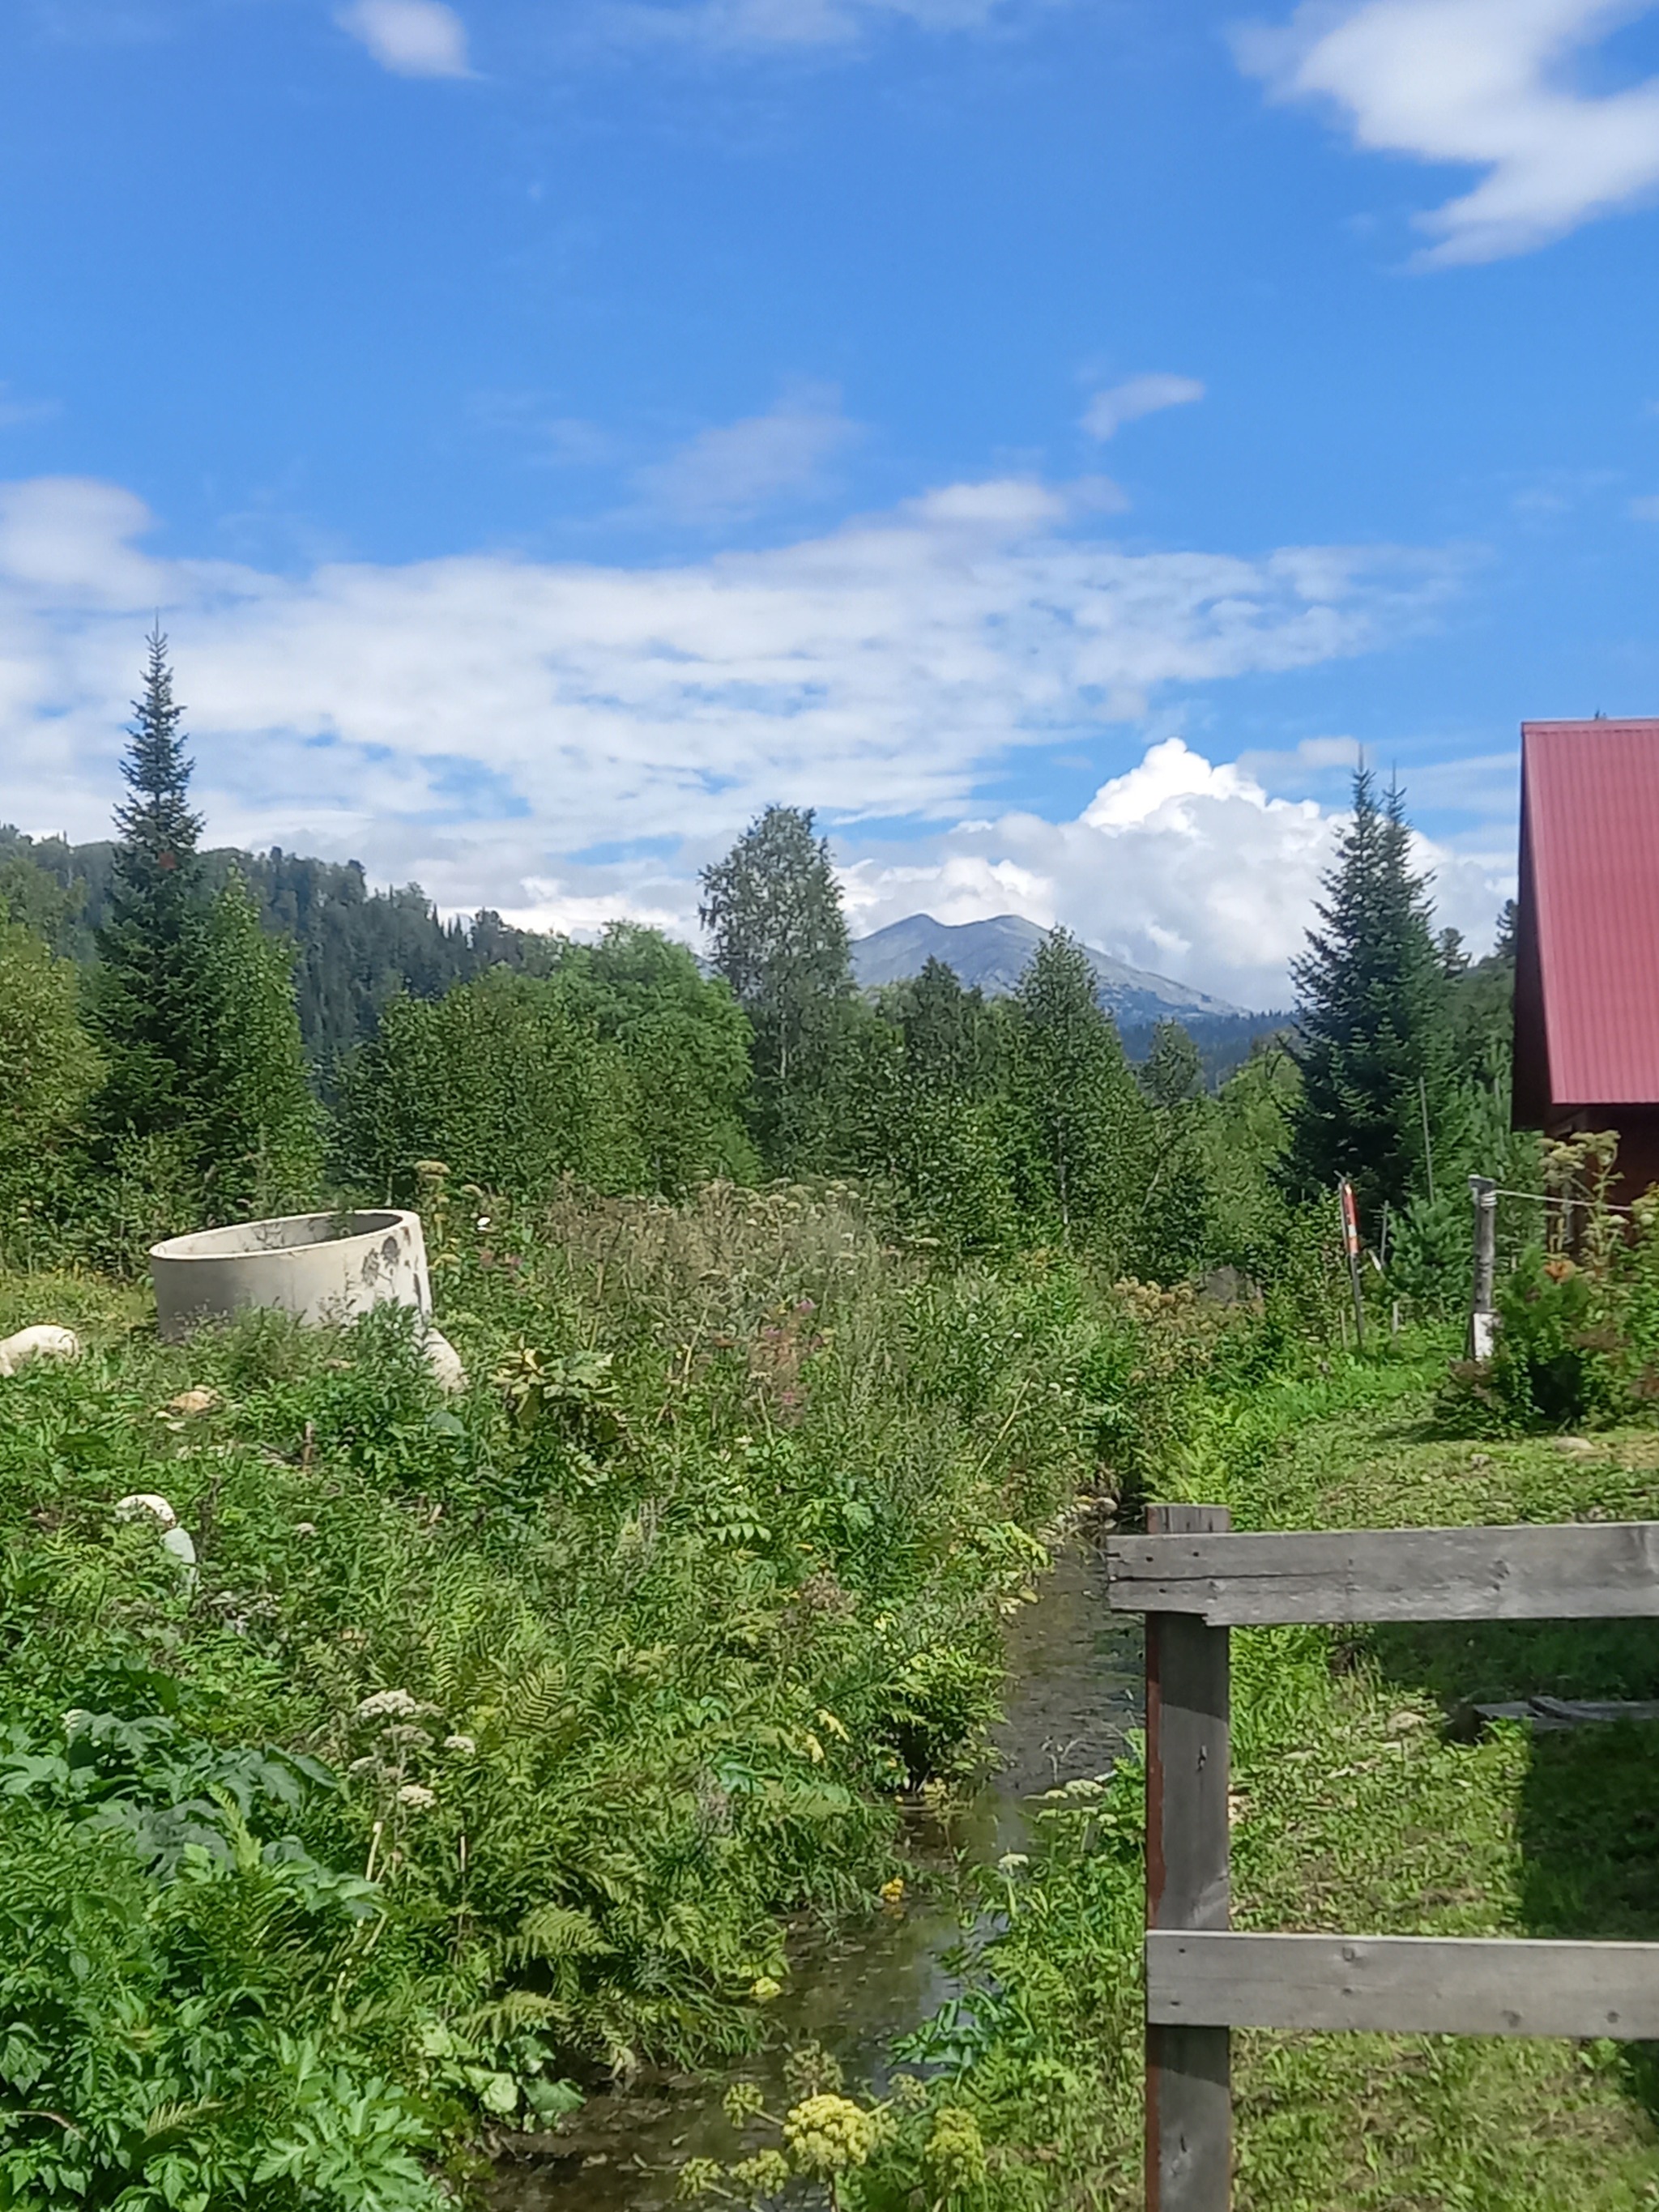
2, 831, 1286, 1085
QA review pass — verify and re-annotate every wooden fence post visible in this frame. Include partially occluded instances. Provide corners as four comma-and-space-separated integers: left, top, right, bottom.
1145, 1502, 1232, 2212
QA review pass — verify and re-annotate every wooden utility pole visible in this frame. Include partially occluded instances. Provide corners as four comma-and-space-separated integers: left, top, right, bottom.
1145, 1502, 1231, 2212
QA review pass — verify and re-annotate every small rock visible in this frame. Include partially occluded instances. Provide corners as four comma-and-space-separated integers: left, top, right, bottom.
1469, 1452, 1491, 1468
167, 1387, 221, 1416
1555, 1436, 1596, 1456
116, 1492, 179, 1528
160, 1525, 198, 1578
115, 1494, 198, 1588
1386, 1709, 1428, 1733
423, 1327, 467, 1395
0, 1325, 81, 1379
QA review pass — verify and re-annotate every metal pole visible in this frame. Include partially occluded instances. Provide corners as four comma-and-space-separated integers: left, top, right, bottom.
1338, 1179, 1366, 1354
1469, 1175, 1497, 1359
1418, 1076, 1436, 1207
1145, 1502, 1232, 2212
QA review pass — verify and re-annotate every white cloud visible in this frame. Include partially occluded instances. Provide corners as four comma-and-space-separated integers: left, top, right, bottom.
633, 387, 859, 522
338, 0, 471, 78
1082, 373, 1206, 441
840, 737, 1512, 1006
609, 0, 1007, 51
1632, 493, 1659, 519
1235, 0, 1659, 265
0, 385, 59, 431
0, 471, 1465, 991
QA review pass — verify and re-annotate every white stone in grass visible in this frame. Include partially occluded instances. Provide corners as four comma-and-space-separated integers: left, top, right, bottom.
114, 1493, 198, 1586
0, 1325, 81, 1377
116, 1493, 180, 1528
423, 1327, 467, 1395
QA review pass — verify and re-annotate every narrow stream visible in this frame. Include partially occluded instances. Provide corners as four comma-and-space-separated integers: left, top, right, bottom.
489, 1527, 1141, 2209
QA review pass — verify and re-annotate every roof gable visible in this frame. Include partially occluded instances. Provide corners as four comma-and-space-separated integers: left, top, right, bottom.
1520, 720, 1659, 1112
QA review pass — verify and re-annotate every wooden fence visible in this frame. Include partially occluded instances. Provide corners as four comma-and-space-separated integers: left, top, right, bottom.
1106, 1506, 1659, 2210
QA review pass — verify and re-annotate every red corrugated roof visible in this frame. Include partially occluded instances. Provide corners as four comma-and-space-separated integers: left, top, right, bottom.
1521, 720, 1659, 1110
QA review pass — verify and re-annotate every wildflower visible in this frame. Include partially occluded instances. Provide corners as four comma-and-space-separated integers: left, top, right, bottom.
442, 1733, 476, 1754
925, 2107, 987, 2190
747, 1976, 782, 2004
294, 1520, 318, 1536
879, 1877, 905, 1907
676, 2159, 723, 2201
476, 1217, 491, 1230
783, 2093, 878, 2174
729, 2150, 790, 2194
348, 1756, 381, 1777
356, 1689, 424, 1722
723, 2081, 767, 2125
395, 1783, 437, 1810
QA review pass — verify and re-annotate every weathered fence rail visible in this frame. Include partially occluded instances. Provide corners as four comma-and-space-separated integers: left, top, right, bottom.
1109, 1507, 1659, 2211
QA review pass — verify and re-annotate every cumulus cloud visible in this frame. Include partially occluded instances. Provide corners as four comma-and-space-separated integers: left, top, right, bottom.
840, 737, 1512, 1006
1082, 373, 1206, 441
0, 470, 1468, 995
1235, 0, 1659, 266
633, 386, 860, 522
338, 0, 471, 78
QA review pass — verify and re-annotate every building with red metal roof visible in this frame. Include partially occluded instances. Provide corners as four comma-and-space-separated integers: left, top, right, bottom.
1513, 718, 1659, 1195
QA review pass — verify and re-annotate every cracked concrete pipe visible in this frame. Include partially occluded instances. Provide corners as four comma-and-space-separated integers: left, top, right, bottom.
150, 1210, 433, 1343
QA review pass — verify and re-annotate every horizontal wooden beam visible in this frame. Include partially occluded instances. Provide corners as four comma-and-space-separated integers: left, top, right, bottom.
1147, 1930, 1659, 2039
1107, 1519, 1659, 1626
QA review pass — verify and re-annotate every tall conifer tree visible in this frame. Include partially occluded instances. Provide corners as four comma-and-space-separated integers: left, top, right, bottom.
94, 631, 206, 1135
1283, 767, 1452, 1222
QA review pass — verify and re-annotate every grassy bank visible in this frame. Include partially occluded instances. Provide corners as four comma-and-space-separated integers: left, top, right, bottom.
0, 1183, 1157, 2206
788, 1348, 1659, 2210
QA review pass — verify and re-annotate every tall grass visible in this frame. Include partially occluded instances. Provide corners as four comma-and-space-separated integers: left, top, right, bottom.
0, 1178, 1152, 2202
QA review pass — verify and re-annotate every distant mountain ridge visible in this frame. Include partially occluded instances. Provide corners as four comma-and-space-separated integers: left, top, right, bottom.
851, 912, 1247, 1026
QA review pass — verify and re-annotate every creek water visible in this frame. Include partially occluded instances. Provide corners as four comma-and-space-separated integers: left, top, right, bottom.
488, 1528, 1141, 2210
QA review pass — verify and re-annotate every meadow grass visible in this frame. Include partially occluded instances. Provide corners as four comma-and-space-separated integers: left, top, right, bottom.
0, 1183, 1149, 2203
891, 1349, 1659, 2210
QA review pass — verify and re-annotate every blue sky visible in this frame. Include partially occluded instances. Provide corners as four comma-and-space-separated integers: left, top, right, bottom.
3, 0, 1659, 1005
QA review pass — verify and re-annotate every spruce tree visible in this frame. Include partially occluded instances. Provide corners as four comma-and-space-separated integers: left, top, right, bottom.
93, 632, 206, 1136
698, 805, 853, 1166
1283, 767, 1452, 1223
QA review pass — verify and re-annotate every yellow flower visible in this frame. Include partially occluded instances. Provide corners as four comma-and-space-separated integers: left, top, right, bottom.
748, 1976, 782, 2003
879, 1877, 906, 1907
926, 2106, 987, 2189
724, 2080, 768, 2124
730, 2150, 791, 2195
783, 2093, 878, 2174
